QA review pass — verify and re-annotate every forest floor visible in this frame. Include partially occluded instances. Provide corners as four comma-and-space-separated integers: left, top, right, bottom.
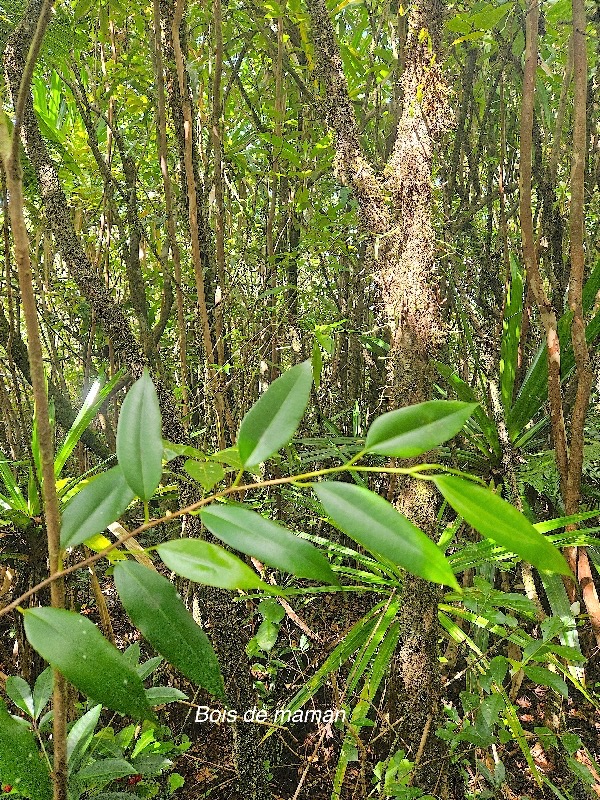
2, 567, 599, 799
169, 591, 600, 800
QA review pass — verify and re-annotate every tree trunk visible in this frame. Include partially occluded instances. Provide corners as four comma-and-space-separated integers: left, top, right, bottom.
306, 0, 455, 794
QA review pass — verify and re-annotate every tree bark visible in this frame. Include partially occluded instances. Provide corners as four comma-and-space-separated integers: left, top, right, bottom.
306, 0, 454, 794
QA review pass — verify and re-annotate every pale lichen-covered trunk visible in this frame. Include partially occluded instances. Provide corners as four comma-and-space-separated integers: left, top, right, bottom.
379, 2, 452, 793
306, 0, 454, 794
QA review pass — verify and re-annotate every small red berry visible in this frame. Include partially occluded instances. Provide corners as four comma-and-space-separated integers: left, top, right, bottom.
127, 775, 142, 786
3, 786, 12, 793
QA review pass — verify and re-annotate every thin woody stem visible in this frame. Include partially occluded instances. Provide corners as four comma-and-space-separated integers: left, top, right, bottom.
0, 461, 449, 618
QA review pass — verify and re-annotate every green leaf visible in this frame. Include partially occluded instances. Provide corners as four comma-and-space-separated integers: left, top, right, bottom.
60, 466, 135, 549
364, 401, 477, 458
209, 447, 242, 469
0, 459, 29, 513
509, 263, 600, 439
73, 0, 95, 21
0, 700, 52, 800
432, 476, 570, 575
116, 370, 163, 499
523, 665, 568, 698
136, 656, 163, 680
67, 704, 102, 772
567, 757, 595, 786
540, 573, 584, 681
75, 757, 136, 783
237, 360, 313, 467
32, 667, 53, 720
313, 482, 459, 589
6, 676, 34, 717
258, 598, 285, 623
312, 340, 323, 390
132, 752, 173, 775
54, 371, 123, 478
255, 619, 280, 651
561, 733, 583, 756
162, 441, 206, 462
346, 597, 401, 696
435, 362, 501, 457
184, 460, 225, 491
200, 504, 338, 584
276, 605, 386, 736
145, 686, 188, 706
156, 538, 271, 591
23, 608, 153, 720
169, 773, 186, 794
470, 1, 512, 30
114, 561, 225, 698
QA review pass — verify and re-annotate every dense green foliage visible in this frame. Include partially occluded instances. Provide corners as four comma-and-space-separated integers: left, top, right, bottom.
0, 0, 599, 798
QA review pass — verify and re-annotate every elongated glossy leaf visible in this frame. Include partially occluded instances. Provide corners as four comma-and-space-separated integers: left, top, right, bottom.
67, 704, 102, 771
332, 617, 400, 797
60, 466, 135, 549
540, 573, 584, 682
365, 401, 477, 458
0, 700, 52, 800
33, 667, 53, 720
6, 675, 34, 717
116, 370, 163, 499
114, 561, 225, 698
313, 482, 459, 589
184, 460, 225, 492
509, 263, 600, 439
435, 362, 501, 457
201, 505, 338, 585
238, 360, 312, 467
0, 459, 28, 512
23, 608, 153, 720
157, 538, 271, 591
433, 475, 570, 575
145, 686, 188, 706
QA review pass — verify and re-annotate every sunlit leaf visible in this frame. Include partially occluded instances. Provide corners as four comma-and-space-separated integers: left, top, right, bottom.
156, 538, 271, 591
238, 360, 312, 467
116, 370, 163, 500
60, 466, 134, 549
433, 476, 570, 575
313, 482, 460, 589
365, 401, 477, 458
